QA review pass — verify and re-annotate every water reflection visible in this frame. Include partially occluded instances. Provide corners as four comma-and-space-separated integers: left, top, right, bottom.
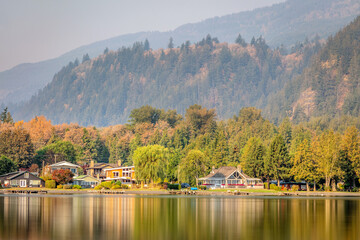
0, 195, 359, 240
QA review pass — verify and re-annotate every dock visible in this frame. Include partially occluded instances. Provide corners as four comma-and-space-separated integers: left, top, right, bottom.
89, 190, 125, 194
169, 190, 197, 195
4, 189, 48, 194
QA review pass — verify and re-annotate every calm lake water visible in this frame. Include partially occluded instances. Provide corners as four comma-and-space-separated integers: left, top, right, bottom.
0, 194, 359, 240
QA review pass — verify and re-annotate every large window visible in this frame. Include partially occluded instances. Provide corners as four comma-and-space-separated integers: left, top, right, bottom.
30, 180, 40, 185
113, 171, 119, 178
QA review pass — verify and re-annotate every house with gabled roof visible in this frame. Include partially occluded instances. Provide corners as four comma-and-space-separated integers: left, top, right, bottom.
73, 175, 100, 188
0, 171, 45, 188
48, 161, 80, 176
87, 160, 121, 180
197, 166, 263, 189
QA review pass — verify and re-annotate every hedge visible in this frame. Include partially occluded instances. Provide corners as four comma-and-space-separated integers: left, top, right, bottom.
45, 180, 56, 189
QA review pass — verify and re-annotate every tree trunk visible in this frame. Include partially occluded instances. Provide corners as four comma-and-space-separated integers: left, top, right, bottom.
306, 182, 310, 192
353, 178, 356, 188
325, 177, 330, 191
313, 181, 316, 192
332, 179, 337, 192
267, 177, 270, 189
277, 179, 280, 187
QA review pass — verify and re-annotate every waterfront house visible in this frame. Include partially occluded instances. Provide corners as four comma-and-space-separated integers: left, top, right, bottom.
0, 171, 45, 188
87, 160, 121, 180
197, 166, 263, 189
48, 161, 81, 176
73, 175, 100, 188
103, 166, 136, 185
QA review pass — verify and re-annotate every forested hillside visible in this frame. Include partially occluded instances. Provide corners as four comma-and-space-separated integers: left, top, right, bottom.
14, 35, 321, 126
1, 0, 359, 105
266, 15, 360, 123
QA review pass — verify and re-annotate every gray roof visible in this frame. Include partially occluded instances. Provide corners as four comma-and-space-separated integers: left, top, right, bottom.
199, 166, 253, 180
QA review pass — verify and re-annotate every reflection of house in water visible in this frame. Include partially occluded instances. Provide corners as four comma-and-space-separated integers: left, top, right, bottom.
198, 166, 263, 189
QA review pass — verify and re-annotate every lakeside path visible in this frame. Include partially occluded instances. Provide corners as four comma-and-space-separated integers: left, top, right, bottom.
2, 188, 360, 197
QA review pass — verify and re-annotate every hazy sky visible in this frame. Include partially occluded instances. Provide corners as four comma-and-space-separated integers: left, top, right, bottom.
0, 0, 285, 72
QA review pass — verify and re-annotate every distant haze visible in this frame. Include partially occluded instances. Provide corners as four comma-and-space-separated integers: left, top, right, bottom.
0, 0, 284, 72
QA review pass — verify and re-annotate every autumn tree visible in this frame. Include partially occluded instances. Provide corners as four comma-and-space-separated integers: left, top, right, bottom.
52, 169, 74, 185
129, 105, 162, 125
312, 130, 343, 191
179, 149, 208, 186
133, 145, 169, 183
0, 155, 17, 175
265, 134, 291, 186
240, 137, 265, 179
185, 104, 216, 136
23, 116, 54, 149
0, 127, 34, 167
341, 126, 360, 186
291, 139, 319, 191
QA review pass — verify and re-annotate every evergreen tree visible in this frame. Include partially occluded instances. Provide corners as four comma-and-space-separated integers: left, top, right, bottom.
265, 134, 291, 186
144, 39, 150, 51
341, 126, 360, 186
0, 155, 17, 175
235, 34, 247, 47
179, 149, 208, 186
240, 137, 265, 178
168, 37, 174, 49
0, 107, 14, 124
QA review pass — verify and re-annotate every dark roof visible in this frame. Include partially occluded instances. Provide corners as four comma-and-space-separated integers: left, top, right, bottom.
87, 163, 118, 169
200, 166, 252, 180
0, 171, 43, 181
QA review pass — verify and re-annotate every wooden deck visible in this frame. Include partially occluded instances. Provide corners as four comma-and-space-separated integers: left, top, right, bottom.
169, 190, 197, 195
4, 189, 48, 194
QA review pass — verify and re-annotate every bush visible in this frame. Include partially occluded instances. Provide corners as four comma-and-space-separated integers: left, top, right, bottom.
111, 185, 121, 190
121, 184, 129, 189
324, 186, 331, 192
291, 185, 299, 192
337, 183, 345, 191
94, 185, 102, 190
100, 181, 113, 189
168, 184, 181, 190
57, 185, 63, 189
264, 182, 269, 189
270, 184, 276, 190
199, 185, 207, 190
63, 184, 72, 189
115, 181, 122, 186
45, 180, 56, 189
73, 185, 81, 189
352, 187, 359, 192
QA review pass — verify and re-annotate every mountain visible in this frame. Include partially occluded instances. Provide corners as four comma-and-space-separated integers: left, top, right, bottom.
1, 0, 360, 104
265, 15, 360, 123
14, 34, 321, 126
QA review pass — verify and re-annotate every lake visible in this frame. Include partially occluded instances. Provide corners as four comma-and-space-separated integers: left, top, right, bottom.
0, 194, 359, 240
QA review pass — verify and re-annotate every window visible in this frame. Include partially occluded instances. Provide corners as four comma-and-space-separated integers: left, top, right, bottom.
30, 180, 40, 186
113, 171, 119, 178
24, 173, 29, 178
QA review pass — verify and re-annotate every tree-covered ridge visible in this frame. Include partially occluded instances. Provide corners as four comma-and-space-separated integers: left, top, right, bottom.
15, 35, 321, 126
267, 15, 360, 123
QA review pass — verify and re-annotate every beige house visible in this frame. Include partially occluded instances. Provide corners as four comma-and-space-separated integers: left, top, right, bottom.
198, 166, 263, 189
86, 160, 122, 180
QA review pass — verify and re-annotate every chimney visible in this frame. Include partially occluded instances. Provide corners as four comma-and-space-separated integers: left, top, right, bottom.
90, 160, 94, 168
117, 160, 122, 167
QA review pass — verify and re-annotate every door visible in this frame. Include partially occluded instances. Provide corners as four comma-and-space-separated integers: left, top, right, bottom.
20, 180, 27, 187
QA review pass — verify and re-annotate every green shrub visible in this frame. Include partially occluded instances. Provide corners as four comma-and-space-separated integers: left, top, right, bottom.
199, 185, 207, 190
111, 185, 121, 190
115, 181, 122, 186
100, 181, 113, 189
291, 185, 299, 192
168, 184, 181, 190
352, 187, 359, 192
94, 185, 102, 190
264, 182, 269, 189
121, 184, 129, 189
337, 183, 345, 191
63, 184, 72, 189
45, 180, 56, 189
270, 184, 276, 190
73, 185, 81, 189
324, 186, 331, 192
57, 185, 63, 189
111, 180, 116, 185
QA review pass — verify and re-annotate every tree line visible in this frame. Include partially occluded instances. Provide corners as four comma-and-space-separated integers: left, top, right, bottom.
1, 106, 360, 191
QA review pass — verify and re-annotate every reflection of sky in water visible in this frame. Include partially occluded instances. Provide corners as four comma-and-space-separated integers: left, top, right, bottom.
0, 195, 360, 240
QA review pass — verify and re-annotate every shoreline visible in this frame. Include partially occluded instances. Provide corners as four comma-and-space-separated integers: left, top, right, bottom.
1, 189, 360, 197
